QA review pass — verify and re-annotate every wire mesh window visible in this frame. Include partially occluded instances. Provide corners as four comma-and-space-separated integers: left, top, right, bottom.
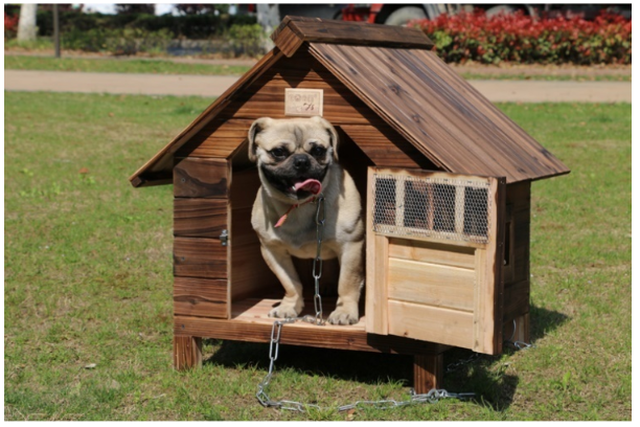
372, 172, 492, 243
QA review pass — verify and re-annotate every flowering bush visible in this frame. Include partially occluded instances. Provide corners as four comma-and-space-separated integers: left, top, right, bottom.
5, 12, 19, 38
413, 10, 631, 65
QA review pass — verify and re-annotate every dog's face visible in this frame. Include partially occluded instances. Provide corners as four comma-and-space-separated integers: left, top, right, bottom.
248, 116, 339, 201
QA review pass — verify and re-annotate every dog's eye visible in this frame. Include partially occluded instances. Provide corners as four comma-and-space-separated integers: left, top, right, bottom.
270, 148, 288, 159
310, 146, 326, 157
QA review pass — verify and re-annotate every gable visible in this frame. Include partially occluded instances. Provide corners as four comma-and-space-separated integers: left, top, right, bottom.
130, 48, 435, 186
191, 51, 432, 169
309, 43, 570, 183
131, 16, 569, 188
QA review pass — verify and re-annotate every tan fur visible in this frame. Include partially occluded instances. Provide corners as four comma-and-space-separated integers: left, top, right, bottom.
248, 116, 364, 325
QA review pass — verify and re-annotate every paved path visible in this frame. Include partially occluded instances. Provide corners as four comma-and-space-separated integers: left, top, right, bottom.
4, 69, 631, 103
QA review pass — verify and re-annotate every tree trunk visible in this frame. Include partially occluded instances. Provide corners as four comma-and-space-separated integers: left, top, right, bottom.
17, 4, 38, 42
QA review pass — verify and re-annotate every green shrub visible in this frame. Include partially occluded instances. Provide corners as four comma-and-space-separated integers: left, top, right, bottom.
227, 24, 265, 57
36, 10, 256, 40
63, 27, 173, 55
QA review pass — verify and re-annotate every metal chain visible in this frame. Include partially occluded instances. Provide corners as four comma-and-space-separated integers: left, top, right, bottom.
308, 194, 325, 326
503, 319, 534, 350
256, 198, 533, 412
256, 315, 475, 412
255, 194, 477, 412
256, 195, 327, 410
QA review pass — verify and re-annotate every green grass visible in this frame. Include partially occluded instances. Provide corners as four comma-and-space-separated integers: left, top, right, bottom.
4, 55, 251, 76
5, 54, 630, 81
4, 92, 631, 420
459, 71, 630, 82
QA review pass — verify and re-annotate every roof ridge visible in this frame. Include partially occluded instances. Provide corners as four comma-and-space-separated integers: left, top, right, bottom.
272, 15, 434, 57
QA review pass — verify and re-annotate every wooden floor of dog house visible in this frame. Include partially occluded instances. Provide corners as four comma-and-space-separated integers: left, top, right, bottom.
231, 294, 365, 330
181, 292, 447, 356
176, 293, 449, 393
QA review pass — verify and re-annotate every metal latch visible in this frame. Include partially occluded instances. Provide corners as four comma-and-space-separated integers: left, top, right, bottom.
220, 229, 229, 246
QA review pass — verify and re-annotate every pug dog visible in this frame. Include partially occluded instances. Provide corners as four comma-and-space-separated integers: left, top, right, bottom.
248, 116, 364, 325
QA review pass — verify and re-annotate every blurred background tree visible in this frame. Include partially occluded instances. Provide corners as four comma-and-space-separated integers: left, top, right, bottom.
115, 4, 154, 15
17, 3, 37, 41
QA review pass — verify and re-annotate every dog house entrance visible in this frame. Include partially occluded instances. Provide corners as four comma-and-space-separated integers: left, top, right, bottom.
366, 168, 506, 355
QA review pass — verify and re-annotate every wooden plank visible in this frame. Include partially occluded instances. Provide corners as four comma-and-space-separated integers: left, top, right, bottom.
130, 49, 285, 187
174, 305, 448, 355
411, 50, 569, 182
507, 181, 531, 285
174, 237, 227, 279
272, 16, 434, 57
503, 279, 530, 322
454, 185, 465, 234
230, 167, 261, 211
174, 277, 229, 318
340, 125, 430, 169
175, 119, 252, 159
230, 239, 280, 301
373, 167, 495, 187
414, 354, 443, 394
174, 158, 229, 198
217, 67, 380, 126
309, 43, 570, 183
173, 335, 202, 370
174, 198, 227, 238
365, 167, 389, 335
472, 176, 506, 355
388, 258, 475, 311
395, 175, 406, 228
387, 300, 474, 350
228, 166, 280, 300
388, 238, 476, 270
270, 24, 305, 57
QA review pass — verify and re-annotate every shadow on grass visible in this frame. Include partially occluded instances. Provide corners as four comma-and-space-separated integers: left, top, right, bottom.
443, 303, 569, 411
203, 303, 567, 412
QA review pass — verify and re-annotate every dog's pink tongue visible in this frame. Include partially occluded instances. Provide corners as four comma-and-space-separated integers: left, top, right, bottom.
293, 179, 322, 195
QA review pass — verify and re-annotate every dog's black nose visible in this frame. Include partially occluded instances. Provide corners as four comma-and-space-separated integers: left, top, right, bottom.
292, 154, 311, 171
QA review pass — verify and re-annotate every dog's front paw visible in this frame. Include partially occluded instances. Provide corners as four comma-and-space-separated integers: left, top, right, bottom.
269, 299, 302, 319
327, 305, 359, 325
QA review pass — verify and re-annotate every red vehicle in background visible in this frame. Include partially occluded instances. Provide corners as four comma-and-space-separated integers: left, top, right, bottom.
250, 4, 630, 27
339, 3, 631, 25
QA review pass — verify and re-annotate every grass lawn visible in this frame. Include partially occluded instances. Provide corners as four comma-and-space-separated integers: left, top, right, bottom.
4, 55, 251, 76
4, 92, 631, 420
5, 54, 630, 82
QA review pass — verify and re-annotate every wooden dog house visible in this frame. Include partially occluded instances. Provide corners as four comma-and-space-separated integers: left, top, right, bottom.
130, 17, 569, 393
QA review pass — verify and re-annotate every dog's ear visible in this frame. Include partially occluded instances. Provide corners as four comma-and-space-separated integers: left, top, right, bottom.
313, 116, 339, 161
248, 117, 272, 162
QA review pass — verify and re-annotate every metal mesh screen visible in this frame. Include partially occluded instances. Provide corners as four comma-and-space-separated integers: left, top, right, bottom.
372, 173, 492, 244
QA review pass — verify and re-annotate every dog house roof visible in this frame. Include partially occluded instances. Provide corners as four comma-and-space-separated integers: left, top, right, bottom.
130, 16, 569, 188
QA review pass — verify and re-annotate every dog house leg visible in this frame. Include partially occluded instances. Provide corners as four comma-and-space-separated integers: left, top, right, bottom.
513, 313, 530, 344
174, 335, 202, 370
413, 353, 443, 394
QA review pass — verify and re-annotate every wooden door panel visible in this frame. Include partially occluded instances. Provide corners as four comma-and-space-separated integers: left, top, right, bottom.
366, 168, 505, 355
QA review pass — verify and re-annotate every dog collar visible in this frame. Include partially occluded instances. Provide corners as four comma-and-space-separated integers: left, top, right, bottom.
274, 197, 316, 228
